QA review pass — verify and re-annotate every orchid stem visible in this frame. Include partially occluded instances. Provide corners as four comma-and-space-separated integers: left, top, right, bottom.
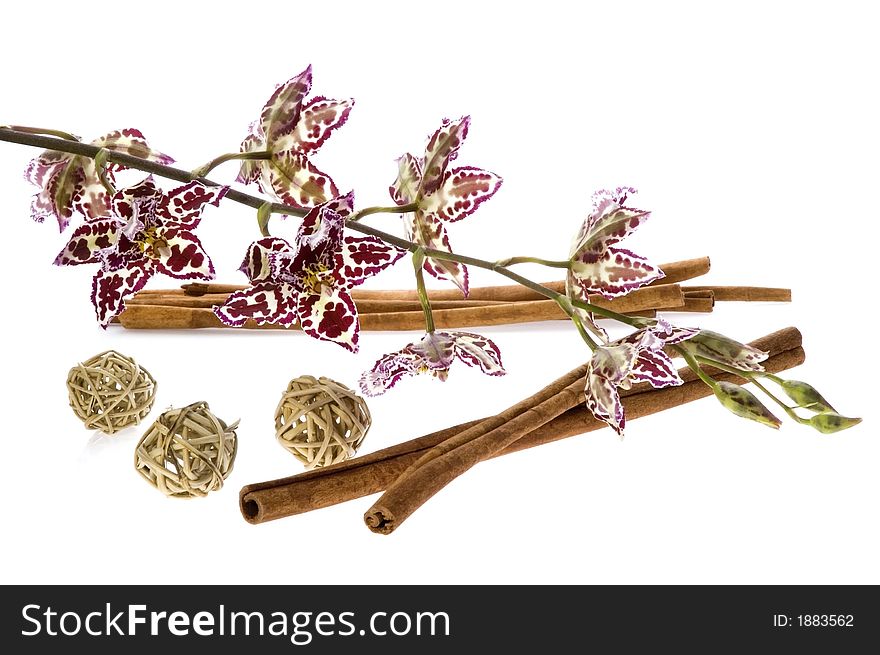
350, 203, 417, 221
192, 150, 271, 178
495, 255, 571, 268
0, 126, 644, 334
1, 125, 79, 141
673, 345, 720, 392
412, 249, 435, 333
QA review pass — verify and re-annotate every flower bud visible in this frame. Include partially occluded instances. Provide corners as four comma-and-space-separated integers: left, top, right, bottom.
779, 379, 836, 413
808, 413, 862, 434
684, 330, 768, 372
713, 381, 781, 428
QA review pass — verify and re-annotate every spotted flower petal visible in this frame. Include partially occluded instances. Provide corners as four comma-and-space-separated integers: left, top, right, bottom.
570, 187, 646, 256
421, 166, 503, 223
404, 212, 469, 295
213, 281, 296, 327
585, 372, 627, 436
239, 237, 291, 282
54, 219, 120, 266
682, 330, 769, 372
91, 261, 153, 327
92, 128, 173, 164
450, 332, 505, 375
297, 287, 360, 352
156, 181, 227, 227
111, 176, 162, 220
236, 128, 265, 184
420, 117, 470, 196
390, 153, 423, 206
264, 150, 337, 208
359, 351, 422, 396
260, 66, 312, 147
570, 246, 664, 300
288, 96, 354, 154
630, 348, 683, 388
336, 236, 405, 288
153, 228, 215, 280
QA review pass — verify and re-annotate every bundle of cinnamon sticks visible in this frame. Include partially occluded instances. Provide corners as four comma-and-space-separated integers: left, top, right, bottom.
239, 327, 805, 533
117, 256, 791, 330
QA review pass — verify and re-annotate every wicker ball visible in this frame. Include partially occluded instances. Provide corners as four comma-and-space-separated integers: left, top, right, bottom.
66, 350, 157, 434
275, 375, 371, 469
134, 401, 238, 498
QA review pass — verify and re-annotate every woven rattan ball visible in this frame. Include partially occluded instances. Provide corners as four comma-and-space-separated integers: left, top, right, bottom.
66, 350, 157, 434
134, 401, 238, 498
275, 376, 371, 469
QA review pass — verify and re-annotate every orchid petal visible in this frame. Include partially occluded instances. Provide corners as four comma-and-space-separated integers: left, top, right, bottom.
288, 96, 354, 154
389, 153, 423, 206
111, 176, 161, 220
260, 66, 312, 147
92, 128, 173, 164
297, 288, 360, 352
570, 246, 664, 299
156, 181, 227, 227
359, 351, 420, 396
336, 236, 405, 288
585, 372, 626, 436
404, 212, 469, 295
451, 332, 506, 376
421, 166, 502, 223
153, 228, 215, 280
420, 117, 470, 197
91, 261, 152, 327
236, 129, 265, 184
685, 330, 769, 372
408, 332, 456, 371
630, 348, 684, 388
571, 188, 650, 257
289, 203, 345, 277
239, 237, 291, 282
24, 151, 67, 186
263, 151, 337, 208
54, 219, 120, 266
591, 343, 639, 386
213, 281, 296, 327
71, 159, 112, 219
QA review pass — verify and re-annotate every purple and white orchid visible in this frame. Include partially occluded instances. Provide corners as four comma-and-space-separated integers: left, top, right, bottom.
567, 187, 664, 337
213, 193, 405, 352
389, 117, 502, 296
25, 128, 172, 232
360, 330, 505, 396
584, 320, 697, 435
236, 66, 353, 209
54, 176, 226, 326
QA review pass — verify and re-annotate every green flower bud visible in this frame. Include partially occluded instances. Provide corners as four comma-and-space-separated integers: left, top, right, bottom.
779, 379, 837, 413
713, 381, 782, 429
808, 413, 862, 434
683, 330, 768, 372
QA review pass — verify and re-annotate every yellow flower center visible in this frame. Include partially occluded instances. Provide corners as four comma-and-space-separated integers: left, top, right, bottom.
301, 263, 335, 295
137, 227, 169, 258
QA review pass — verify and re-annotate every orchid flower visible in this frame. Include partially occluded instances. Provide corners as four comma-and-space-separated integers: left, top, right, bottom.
236, 66, 353, 208
54, 177, 226, 326
389, 117, 502, 296
585, 320, 697, 435
360, 330, 505, 396
214, 193, 404, 352
567, 187, 664, 337
25, 128, 172, 231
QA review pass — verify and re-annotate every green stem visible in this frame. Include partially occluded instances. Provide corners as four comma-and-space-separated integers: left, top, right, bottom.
192, 150, 271, 178
749, 377, 810, 425
555, 295, 597, 350
673, 345, 720, 391
92, 148, 115, 196
2, 125, 79, 141
412, 249, 435, 333
495, 255, 572, 269
349, 203, 417, 221
0, 127, 643, 333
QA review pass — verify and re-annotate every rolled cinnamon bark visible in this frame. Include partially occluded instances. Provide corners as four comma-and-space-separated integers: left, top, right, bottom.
239, 328, 802, 525
181, 256, 711, 301
363, 327, 803, 534
118, 285, 685, 330
681, 286, 791, 302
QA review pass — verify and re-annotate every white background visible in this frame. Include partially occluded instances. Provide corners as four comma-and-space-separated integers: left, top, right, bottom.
0, 1, 876, 584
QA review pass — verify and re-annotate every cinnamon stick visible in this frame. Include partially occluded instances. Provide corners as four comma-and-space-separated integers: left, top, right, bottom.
682, 286, 791, 302
180, 256, 712, 301
363, 327, 802, 534
118, 284, 685, 330
239, 328, 801, 525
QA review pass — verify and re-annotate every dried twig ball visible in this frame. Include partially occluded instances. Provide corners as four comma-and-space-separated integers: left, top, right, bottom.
275, 376, 371, 469
66, 350, 157, 434
134, 401, 238, 498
